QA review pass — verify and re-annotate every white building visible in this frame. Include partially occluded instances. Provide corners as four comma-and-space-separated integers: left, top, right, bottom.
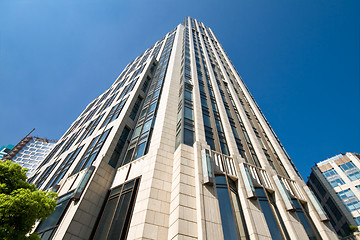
5, 136, 56, 176
308, 152, 360, 239
29, 17, 337, 240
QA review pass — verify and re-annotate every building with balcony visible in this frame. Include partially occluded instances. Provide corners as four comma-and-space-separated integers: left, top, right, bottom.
28, 17, 337, 240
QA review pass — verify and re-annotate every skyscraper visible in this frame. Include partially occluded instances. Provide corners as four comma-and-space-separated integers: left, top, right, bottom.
308, 152, 360, 239
29, 17, 337, 240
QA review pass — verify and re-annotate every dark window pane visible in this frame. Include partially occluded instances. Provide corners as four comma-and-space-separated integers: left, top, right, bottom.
215, 175, 239, 240
292, 200, 320, 240
255, 188, 284, 240
203, 114, 211, 127
122, 148, 134, 166
183, 129, 194, 146
93, 197, 118, 240
36, 199, 70, 233
107, 191, 132, 239
184, 107, 193, 120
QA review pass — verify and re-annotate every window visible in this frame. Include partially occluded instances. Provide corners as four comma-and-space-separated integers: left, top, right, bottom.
56, 131, 82, 158
98, 93, 117, 114
101, 97, 128, 129
215, 175, 249, 240
37, 139, 65, 169
77, 114, 104, 144
337, 189, 360, 212
322, 168, 345, 188
35, 161, 59, 188
355, 216, 360, 225
292, 199, 321, 240
36, 191, 73, 240
109, 127, 130, 167
129, 97, 143, 120
340, 162, 360, 181
255, 187, 287, 239
72, 129, 111, 175
93, 178, 140, 240
44, 146, 84, 190
141, 76, 152, 92
142, 119, 152, 133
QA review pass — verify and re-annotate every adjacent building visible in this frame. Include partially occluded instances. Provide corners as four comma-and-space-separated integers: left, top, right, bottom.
0, 144, 14, 160
4, 135, 56, 176
28, 17, 337, 240
308, 152, 360, 239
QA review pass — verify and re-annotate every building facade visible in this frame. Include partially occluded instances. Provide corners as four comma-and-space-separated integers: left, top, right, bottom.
308, 152, 360, 239
28, 17, 337, 240
5, 136, 56, 176
0, 144, 13, 160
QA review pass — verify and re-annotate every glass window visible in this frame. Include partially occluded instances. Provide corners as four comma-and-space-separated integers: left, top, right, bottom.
148, 102, 156, 113
292, 199, 321, 240
322, 168, 345, 188
215, 175, 242, 240
153, 89, 160, 98
184, 107, 193, 120
255, 187, 285, 239
134, 141, 147, 159
93, 178, 140, 240
129, 97, 143, 120
184, 90, 192, 100
36, 192, 73, 237
337, 189, 360, 212
45, 145, 84, 190
122, 147, 134, 166
228, 178, 249, 240
72, 129, 111, 175
139, 108, 147, 119
340, 162, 360, 181
142, 119, 152, 133
183, 129, 194, 146
132, 126, 142, 139
109, 127, 130, 168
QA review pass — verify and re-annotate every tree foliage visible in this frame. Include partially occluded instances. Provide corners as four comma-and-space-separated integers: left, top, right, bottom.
0, 160, 57, 240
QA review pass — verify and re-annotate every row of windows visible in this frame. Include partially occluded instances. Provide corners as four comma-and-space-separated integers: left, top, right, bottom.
123, 31, 176, 164
337, 188, 360, 212
176, 26, 194, 149
322, 161, 360, 188
44, 145, 84, 190
30, 24, 171, 187
198, 31, 229, 156
57, 41, 155, 148
31, 29, 165, 182
193, 29, 216, 151
205, 40, 250, 162
34, 94, 130, 180
35, 128, 112, 189
211, 36, 294, 177
72, 128, 112, 175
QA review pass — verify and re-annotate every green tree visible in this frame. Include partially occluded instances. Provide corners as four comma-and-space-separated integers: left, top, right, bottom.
0, 160, 57, 240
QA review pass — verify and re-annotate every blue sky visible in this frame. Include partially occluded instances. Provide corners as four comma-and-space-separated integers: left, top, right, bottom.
0, 0, 359, 179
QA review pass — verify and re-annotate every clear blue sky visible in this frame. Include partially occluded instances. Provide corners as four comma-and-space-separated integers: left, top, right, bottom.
0, 0, 359, 179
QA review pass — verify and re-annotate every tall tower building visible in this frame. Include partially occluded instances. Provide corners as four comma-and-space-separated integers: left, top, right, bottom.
307, 152, 360, 239
29, 17, 337, 240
